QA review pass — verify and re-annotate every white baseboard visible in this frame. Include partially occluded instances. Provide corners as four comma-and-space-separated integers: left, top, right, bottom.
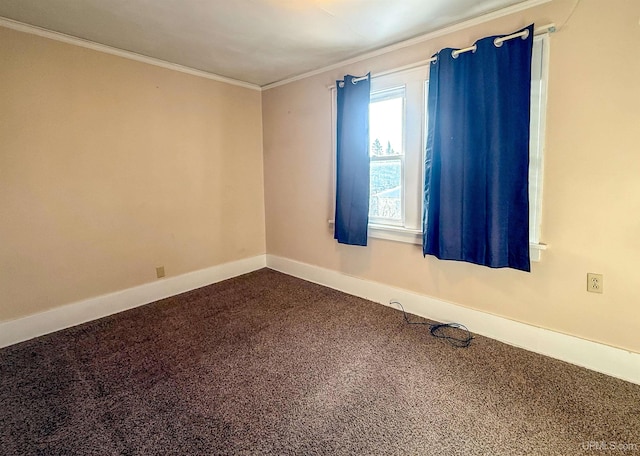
266, 254, 640, 385
4, 253, 638, 385
0, 254, 266, 348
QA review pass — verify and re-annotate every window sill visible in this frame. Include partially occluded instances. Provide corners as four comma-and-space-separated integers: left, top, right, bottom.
328, 219, 420, 245
529, 242, 547, 262
369, 223, 422, 244
328, 219, 547, 261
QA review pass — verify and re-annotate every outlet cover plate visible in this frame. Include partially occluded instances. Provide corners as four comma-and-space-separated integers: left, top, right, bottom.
587, 273, 603, 293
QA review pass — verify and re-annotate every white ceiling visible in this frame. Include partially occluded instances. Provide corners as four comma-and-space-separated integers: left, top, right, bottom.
0, 0, 531, 86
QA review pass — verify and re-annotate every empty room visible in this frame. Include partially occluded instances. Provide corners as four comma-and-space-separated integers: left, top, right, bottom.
1, 0, 639, 454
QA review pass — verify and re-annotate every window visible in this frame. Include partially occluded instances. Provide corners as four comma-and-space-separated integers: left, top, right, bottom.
331, 34, 548, 257
366, 66, 428, 243
528, 35, 548, 248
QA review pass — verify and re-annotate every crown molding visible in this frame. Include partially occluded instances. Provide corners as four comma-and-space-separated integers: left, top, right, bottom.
1, 0, 551, 92
262, 0, 551, 90
0, 16, 262, 92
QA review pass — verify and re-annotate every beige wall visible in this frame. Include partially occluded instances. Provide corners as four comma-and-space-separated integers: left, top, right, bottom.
0, 27, 266, 321
263, 0, 640, 353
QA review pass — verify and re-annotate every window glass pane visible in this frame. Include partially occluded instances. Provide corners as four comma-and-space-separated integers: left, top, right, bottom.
370, 96, 403, 157
370, 159, 402, 221
369, 90, 404, 222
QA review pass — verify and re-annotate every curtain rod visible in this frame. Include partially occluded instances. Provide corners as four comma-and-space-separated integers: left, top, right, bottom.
332, 23, 555, 88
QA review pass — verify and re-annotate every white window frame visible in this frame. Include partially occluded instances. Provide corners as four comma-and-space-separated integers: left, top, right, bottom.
330, 33, 549, 261
528, 34, 549, 260
369, 67, 428, 243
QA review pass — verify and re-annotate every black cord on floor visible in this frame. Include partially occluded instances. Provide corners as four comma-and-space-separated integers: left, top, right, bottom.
390, 300, 473, 348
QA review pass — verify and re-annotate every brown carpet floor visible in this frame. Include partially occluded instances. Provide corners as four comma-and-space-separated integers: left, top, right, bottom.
1, 268, 639, 455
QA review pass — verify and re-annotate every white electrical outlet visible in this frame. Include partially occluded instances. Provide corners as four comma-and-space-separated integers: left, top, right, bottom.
587, 273, 603, 294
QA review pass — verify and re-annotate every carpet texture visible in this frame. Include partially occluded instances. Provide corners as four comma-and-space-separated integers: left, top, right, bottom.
1, 269, 639, 455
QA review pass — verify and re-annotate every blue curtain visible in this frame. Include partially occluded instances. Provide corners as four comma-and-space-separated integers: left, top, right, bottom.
423, 25, 534, 272
335, 74, 371, 246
